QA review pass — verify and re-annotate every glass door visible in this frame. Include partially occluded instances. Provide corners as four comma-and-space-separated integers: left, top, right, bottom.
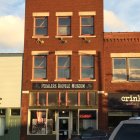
59, 117, 69, 140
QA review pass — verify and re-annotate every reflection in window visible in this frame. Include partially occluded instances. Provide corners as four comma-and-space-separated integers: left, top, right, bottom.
68, 92, 78, 106
80, 92, 87, 106
58, 17, 71, 36
57, 56, 70, 79
29, 110, 47, 134
113, 58, 140, 81
48, 92, 58, 106
89, 92, 97, 105
81, 55, 94, 79
81, 16, 94, 35
34, 17, 48, 36
33, 56, 47, 79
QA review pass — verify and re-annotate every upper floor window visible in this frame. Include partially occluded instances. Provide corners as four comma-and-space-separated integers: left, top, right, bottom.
34, 17, 48, 36
113, 58, 140, 81
80, 16, 94, 36
57, 56, 71, 79
33, 56, 47, 80
81, 55, 94, 79
57, 16, 71, 36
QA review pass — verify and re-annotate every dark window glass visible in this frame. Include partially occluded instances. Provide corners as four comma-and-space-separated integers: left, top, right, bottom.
81, 55, 94, 79
58, 56, 70, 79
35, 17, 48, 36
33, 56, 47, 79
89, 92, 97, 105
68, 92, 78, 106
48, 92, 58, 106
0, 109, 6, 115
39, 93, 46, 106
114, 124, 140, 140
81, 16, 94, 35
60, 92, 66, 106
11, 109, 20, 116
80, 92, 87, 106
58, 17, 71, 36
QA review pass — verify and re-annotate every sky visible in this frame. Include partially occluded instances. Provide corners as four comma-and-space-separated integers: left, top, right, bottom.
0, 0, 140, 53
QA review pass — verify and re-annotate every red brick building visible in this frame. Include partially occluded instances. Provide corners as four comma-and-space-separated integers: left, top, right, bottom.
21, 0, 105, 140
21, 0, 140, 140
104, 32, 140, 131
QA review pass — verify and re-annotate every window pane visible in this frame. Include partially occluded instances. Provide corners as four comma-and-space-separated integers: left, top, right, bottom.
113, 69, 127, 80
58, 56, 70, 67
82, 17, 93, 25
82, 56, 94, 67
34, 69, 46, 79
30, 110, 46, 134
48, 92, 58, 106
11, 109, 20, 116
58, 68, 70, 79
60, 92, 66, 106
68, 92, 78, 106
114, 58, 126, 69
129, 58, 140, 69
58, 27, 70, 35
35, 56, 46, 68
48, 110, 55, 133
82, 27, 94, 35
114, 124, 140, 140
59, 17, 70, 26
80, 92, 87, 106
30, 93, 37, 106
35, 27, 48, 35
89, 92, 97, 105
36, 18, 47, 26
129, 70, 140, 81
82, 68, 94, 79
39, 93, 46, 106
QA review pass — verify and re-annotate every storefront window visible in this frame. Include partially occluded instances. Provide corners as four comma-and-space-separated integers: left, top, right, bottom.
89, 92, 97, 105
60, 92, 66, 106
80, 92, 87, 106
68, 92, 78, 106
48, 92, 58, 106
79, 110, 97, 133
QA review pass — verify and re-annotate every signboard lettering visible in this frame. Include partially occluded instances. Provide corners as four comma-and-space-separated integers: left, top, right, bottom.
32, 83, 93, 90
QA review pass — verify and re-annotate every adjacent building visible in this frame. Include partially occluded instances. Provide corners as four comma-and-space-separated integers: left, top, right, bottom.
21, 0, 140, 140
0, 53, 23, 140
21, 0, 105, 140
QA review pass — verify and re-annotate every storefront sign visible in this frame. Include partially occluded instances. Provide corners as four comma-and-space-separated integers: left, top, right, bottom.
108, 93, 140, 110
79, 110, 96, 119
32, 83, 93, 90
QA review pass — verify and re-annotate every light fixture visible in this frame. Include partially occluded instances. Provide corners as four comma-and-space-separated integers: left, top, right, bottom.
36, 38, 44, 44
82, 37, 91, 43
59, 37, 67, 44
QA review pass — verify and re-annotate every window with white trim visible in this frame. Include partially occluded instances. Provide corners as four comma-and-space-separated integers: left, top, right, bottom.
80, 16, 94, 36
81, 55, 95, 79
57, 16, 71, 36
33, 56, 47, 80
57, 55, 71, 79
113, 58, 140, 81
33, 16, 48, 36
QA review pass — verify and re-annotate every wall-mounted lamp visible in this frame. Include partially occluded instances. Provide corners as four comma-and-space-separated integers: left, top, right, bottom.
82, 37, 91, 43
59, 37, 67, 44
36, 38, 44, 44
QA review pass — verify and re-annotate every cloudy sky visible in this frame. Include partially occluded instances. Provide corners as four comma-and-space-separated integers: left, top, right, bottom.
0, 0, 140, 53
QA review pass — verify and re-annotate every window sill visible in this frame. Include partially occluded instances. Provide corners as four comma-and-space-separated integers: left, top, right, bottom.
31, 79, 48, 82
32, 35, 49, 38
54, 79, 72, 82
55, 36, 73, 38
78, 79, 96, 82
111, 80, 140, 83
79, 35, 96, 38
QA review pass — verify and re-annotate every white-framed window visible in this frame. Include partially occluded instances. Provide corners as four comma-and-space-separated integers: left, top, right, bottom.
32, 12, 49, 38
32, 55, 47, 80
28, 109, 55, 135
80, 55, 95, 80
113, 58, 140, 81
80, 16, 94, 36
57, 16, 71, 36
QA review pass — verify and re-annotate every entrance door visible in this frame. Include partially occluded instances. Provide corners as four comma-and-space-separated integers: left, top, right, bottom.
59, 118, 69, 140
